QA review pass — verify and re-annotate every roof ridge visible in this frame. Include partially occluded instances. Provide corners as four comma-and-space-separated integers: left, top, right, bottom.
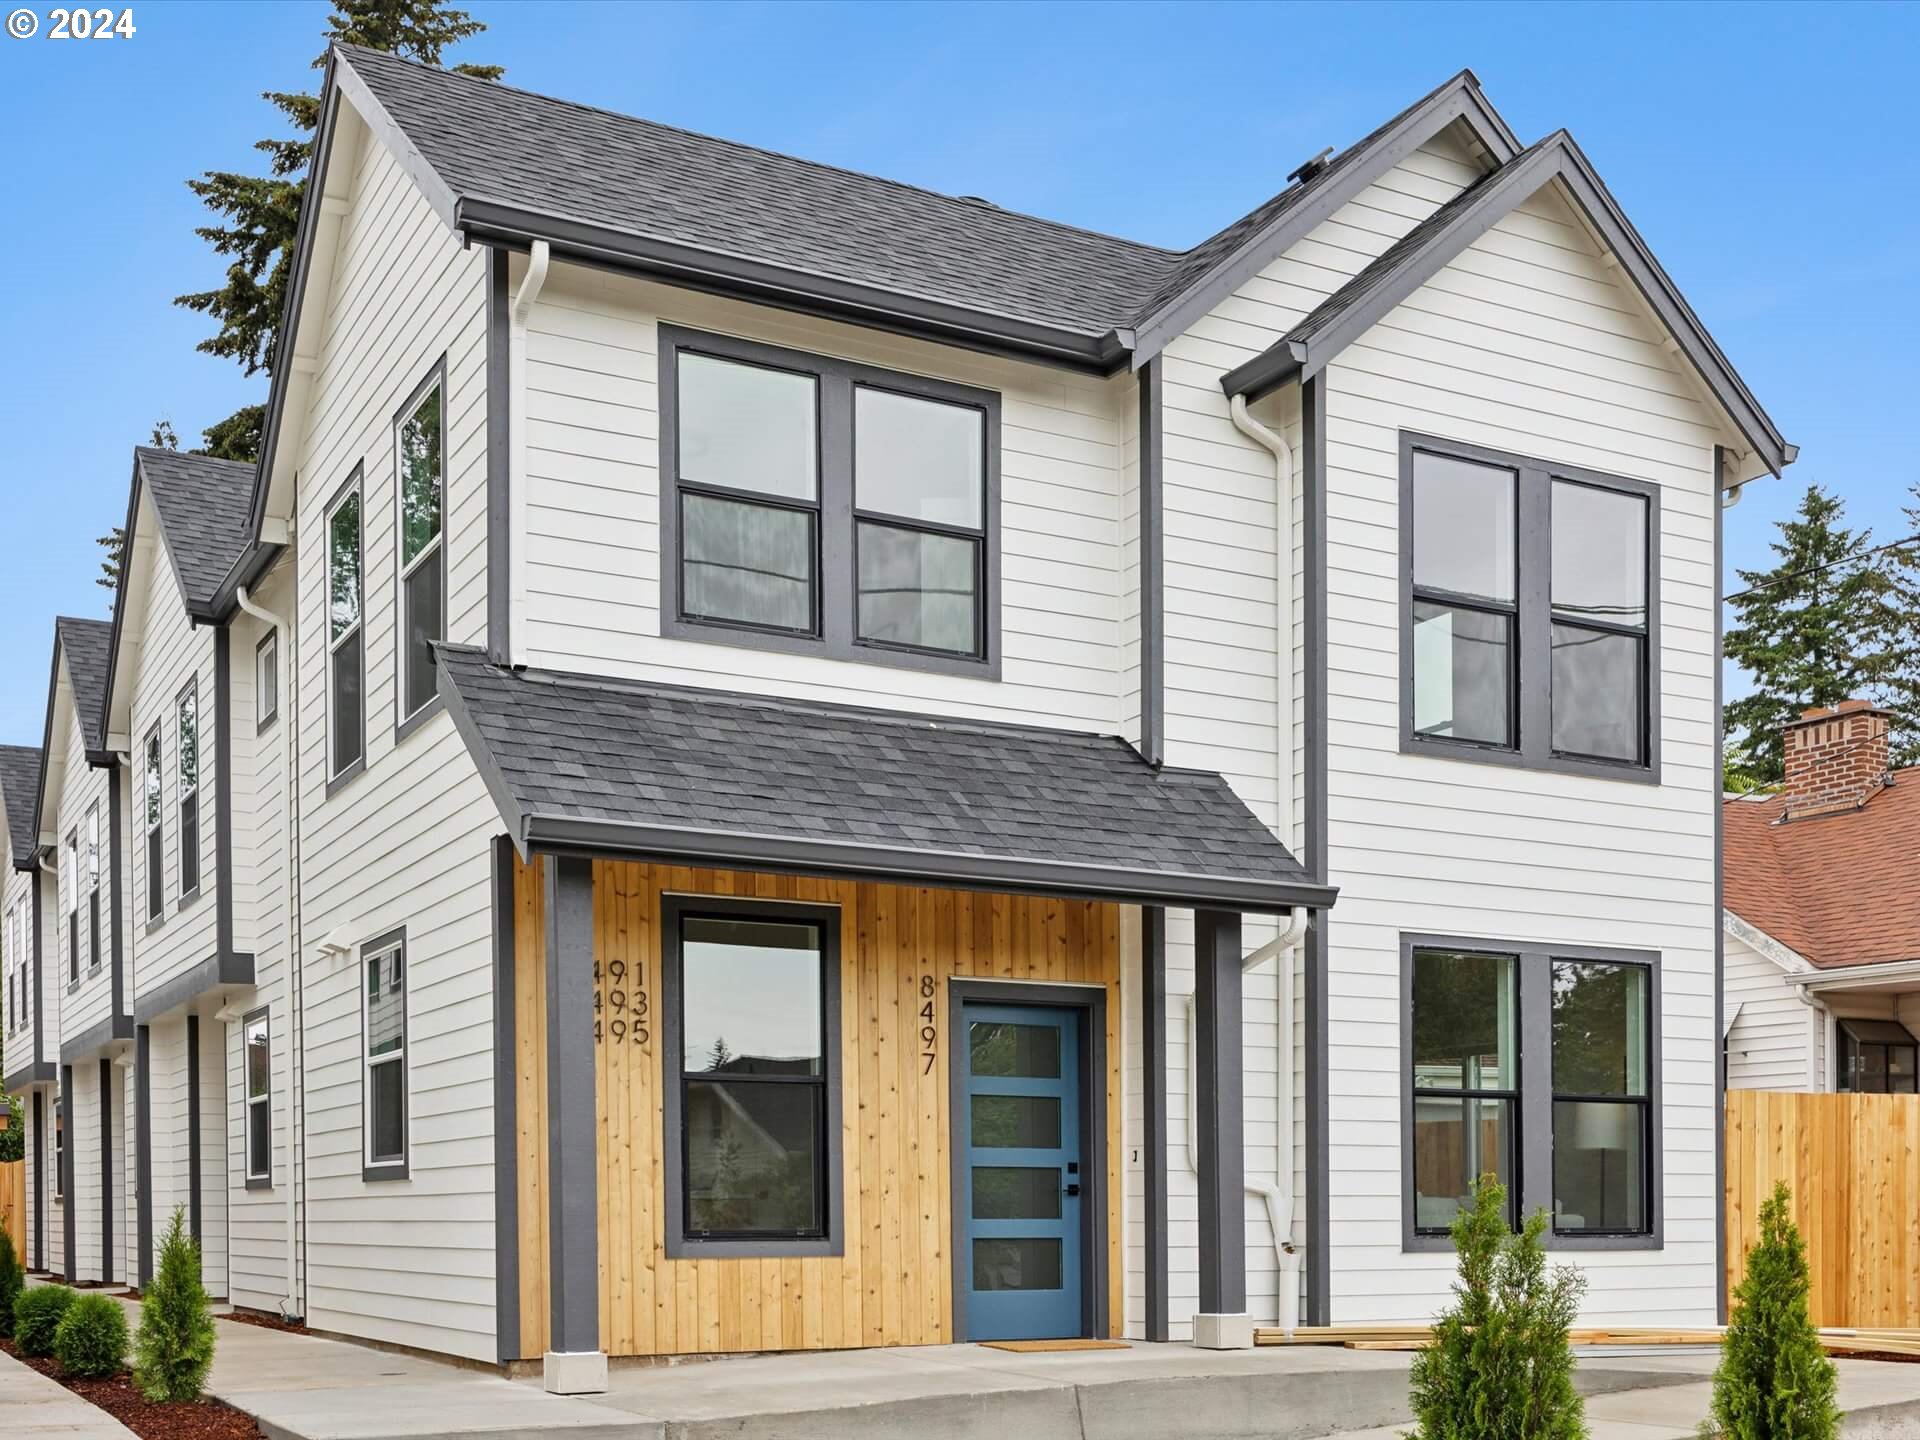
337, 43, 1182, 261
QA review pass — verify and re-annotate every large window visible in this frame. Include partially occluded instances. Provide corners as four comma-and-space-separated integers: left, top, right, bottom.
1402, 936, 1659, 1250
395, 366, 446, 730
66, 831, 79, 984
86, 803, 100, 973
1836, 1020, 1919, 1094
143, 726, 163, 924
663, 898, 841, 1256
361, 930, 408, 1179
662, 326, 999, 676
1402, 434, 1658, 779
326, 471, 365, 784
177, 680, 200, 899
244, 1008, 272, 1188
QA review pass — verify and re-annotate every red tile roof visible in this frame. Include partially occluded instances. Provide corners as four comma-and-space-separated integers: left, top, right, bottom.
1724, 768, 1920, 969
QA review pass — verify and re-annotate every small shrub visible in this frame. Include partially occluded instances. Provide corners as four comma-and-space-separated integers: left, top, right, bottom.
14, 1283, 77, 1357
0, 1216, 22, 1337
54, 1292, 129, 1379
133, 1207, 216, 1402
1702, 1182, 1839, 1440
1406, 1173, 1588, 1440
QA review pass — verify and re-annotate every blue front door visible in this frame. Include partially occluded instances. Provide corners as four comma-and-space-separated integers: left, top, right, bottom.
960, 1002, 1083, 1341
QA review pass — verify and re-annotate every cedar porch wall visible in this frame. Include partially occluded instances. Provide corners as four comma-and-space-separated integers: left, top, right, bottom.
512, 854, 1123, 1358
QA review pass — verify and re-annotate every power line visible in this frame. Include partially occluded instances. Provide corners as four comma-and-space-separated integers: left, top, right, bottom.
1721, 532, 1920, 604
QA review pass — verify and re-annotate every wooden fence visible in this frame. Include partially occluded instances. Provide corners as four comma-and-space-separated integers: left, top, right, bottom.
0, 1109, 21, 1262
1726, 1088, 1920, 1327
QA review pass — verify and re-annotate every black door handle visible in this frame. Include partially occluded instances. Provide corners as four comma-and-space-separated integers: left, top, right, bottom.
1064, 1182, 1081, 1198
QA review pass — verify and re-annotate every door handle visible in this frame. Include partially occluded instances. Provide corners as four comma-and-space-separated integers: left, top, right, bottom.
1063, 1181, 1081, 1198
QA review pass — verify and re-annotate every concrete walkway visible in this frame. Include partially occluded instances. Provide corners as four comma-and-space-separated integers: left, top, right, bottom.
0, 1348, 137, 1439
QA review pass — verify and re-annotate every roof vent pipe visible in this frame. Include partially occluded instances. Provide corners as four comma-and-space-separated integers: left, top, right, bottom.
1287, 148, 1333, 185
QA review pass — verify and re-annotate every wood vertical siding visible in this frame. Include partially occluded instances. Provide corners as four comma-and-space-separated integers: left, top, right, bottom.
511, 855, 1122, 1358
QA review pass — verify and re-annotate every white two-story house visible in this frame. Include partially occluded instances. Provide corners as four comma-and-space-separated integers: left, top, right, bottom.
8, 51, 1791, 1387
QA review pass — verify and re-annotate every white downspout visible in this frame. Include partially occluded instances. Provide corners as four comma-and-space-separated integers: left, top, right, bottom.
507, 240, 551, 668
236, 578, 300, 1319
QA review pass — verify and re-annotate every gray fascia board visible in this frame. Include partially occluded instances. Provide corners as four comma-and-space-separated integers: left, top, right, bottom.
456, 197, 1130, 376
1129, 75, 1520, 364
99, 457, 148, 754
3, 1059, 54, 1090
31, 630, 69, 850
205, 540, 286, 625
330, 50, 462, 231
131, 948, 256, 1025
59, 1013, 130, 1064
524, 813, 1338, 916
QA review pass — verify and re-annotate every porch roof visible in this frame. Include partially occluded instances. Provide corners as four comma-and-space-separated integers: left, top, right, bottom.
437, 645, 1333, 914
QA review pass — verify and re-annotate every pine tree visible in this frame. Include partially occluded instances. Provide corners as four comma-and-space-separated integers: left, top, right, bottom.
1703, 1182, 1838, 1440
1881, 482, 1920, 769
133, 1207, 217, 1403
0, 1214, 22, 1338
1723, 483, 1902, 787
95, 421, 179, 595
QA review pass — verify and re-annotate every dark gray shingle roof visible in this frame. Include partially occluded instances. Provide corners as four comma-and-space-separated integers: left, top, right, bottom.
0, 744, 41, 866
437, 646, 1328, 912
136, 447, 258, 610
55, 617, 113, 752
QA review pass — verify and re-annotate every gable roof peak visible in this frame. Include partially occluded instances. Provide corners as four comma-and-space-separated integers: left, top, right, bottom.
0, 743, 42, 867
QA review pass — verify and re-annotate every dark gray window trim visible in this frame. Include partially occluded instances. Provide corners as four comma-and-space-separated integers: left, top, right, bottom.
945, 977, 1109, 1344
360, 924, 411, 1182
660, 892, 844, 1259
1399, 932, 1664, 1254
657, 322, 1003, 682
394, 353, 451, 744
325, 464, 367, 798
256, 627, 280, 734
1397, 430, 1662, 785
175, 674, 202, 907
244, 1004, 273, 1190
64, 826, 80, 988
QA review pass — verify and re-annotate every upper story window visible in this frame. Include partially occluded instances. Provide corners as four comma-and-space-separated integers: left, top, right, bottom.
256, 628, 279, 732
86, 803, 100, 972
1836, 1020, 1919, 1094
65, 830, 80, 983
326, 470, 366, 787
177, 680, 200, 900
143, 725, 163, 924
396, 364, 446, 731
660, 325, 1000, 679
1401, 433, 1658, 782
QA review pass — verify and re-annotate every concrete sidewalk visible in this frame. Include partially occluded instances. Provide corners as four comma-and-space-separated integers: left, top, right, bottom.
0, 1348, 137, 1439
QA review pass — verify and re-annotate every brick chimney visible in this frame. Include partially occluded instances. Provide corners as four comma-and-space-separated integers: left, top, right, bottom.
1781, 700, 1891, 820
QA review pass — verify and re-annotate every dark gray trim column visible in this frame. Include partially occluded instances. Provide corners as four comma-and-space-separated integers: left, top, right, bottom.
1192, 908, 1246, 1342
108, 763, 128, 1034
1302, 374, 1332, 1327
1138, 360, 1165, 766
491, 837, 521, 1364
1713, 447, 1728, 1324
187, 1015, 202, 1241
31, 1089, 44, 1270
1141, 907, 1168, 1342
486, 248, 512, 666
136, 1024, 152, 1287
99, 1057, 114, 1284
542, 855, 604, 1389
61, 1063, 75, 1282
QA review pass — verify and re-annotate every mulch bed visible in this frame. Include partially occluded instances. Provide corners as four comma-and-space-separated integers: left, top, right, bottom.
219, 1309, 309, 1336
0, 1337, 264, 1440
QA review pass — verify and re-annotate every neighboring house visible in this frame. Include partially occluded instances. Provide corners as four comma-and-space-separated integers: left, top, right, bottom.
1724, 702, 1919, 1093
5, 52, 1792, 1386
1, 742, 52, 1273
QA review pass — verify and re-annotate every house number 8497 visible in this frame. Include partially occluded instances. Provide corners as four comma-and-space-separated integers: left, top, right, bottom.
919, 975, 937, 1074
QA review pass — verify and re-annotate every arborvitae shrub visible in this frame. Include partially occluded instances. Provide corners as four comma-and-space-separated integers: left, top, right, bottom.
133, 1207, 216, 1402
53, 1291, 129, 1379
1406, 1173, 1589, 1440
13, 1283, 77, 1357
1702, 1182, 1839, 1440
0, 1217, 22, 1338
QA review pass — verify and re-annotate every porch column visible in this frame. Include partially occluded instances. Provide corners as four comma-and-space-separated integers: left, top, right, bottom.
1192, 907, 1250, 1348
542, 855, 606, 1393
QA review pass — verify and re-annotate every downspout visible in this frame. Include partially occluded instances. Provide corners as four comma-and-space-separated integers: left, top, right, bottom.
236, 576, 301, 1319
507, 240, 551, 668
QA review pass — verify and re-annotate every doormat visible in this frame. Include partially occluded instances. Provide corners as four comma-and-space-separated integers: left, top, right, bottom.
980, 1339, 1132, 1353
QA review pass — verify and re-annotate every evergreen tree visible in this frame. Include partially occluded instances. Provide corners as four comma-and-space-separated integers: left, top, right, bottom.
1881, 482, 1920, 769
0, 1215, 21, 1338
1703, 1182, 1838, 1440
96, 421, 179, 595
133, 1207, 217, 1402
1723, 484, 1902, 787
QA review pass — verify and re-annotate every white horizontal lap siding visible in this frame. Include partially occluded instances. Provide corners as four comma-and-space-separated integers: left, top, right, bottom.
70, 1060, 101, 1279
521, 263, 1126, 734
56, 698, 113, 1045
1723, 930, 1814, 1091
289, 118, 497, 1362
128, 534, 218, 1005
1318, 175, 1723, 1326
1150, 130, 1484, 1336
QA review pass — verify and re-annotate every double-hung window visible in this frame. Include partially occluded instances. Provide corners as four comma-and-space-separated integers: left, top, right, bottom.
1403, 936, 1659, 1249
244, 1009, 272, 1187
326, 471, 365, 785
395, 366, 446, 731
362, 930, 408, 1179
143, 726, 163, 923
66, 831, 80, 983
177, 681, 200, 899
86, 804, 100, 972
1402, 433, 1658, 779
662, 326, 999, 677
256, 629, 279, 731
663, 897, 841, 1256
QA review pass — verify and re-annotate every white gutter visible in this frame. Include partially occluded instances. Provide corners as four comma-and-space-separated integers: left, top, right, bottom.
236, 576, 302, 1319
507, 240, 551, 667
1787, 958, 1920, 990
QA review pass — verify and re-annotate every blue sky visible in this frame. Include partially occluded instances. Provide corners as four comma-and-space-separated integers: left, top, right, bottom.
0, 0, 1914, 744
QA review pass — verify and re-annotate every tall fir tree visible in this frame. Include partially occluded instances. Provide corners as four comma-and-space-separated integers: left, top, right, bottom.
1723, 483, 1903, 787
1881, 481, 1920, 768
